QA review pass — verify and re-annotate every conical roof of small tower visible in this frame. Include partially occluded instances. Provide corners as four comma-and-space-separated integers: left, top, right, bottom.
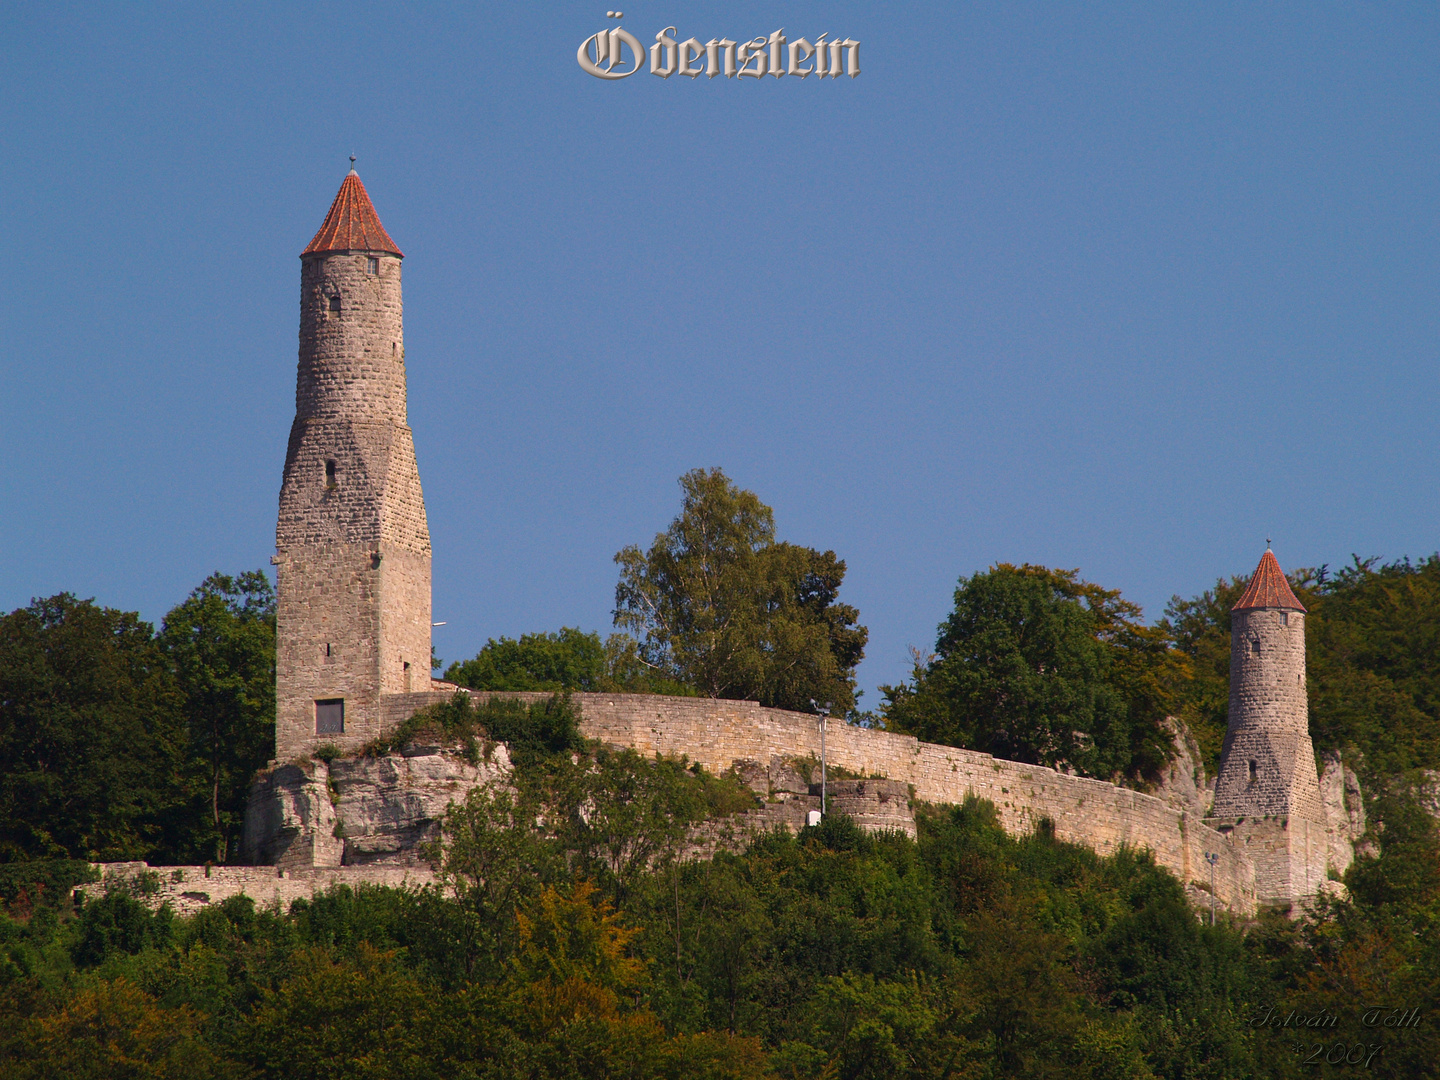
1232, 549, 1307, 612
302, 169, 403, 257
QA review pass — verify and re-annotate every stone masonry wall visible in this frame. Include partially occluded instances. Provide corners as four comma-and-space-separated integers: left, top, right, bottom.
378, 546, 431, 699
296, 252, 407, 423
1214, 609, 1322, 822
381, 691, 1258, 913
275, 543, 381, 759
1210, 607, 1328, 905
276, 246, 430, 761
88, 862, 436, 919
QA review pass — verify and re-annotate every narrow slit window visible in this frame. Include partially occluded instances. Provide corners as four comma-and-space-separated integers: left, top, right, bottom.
1248, 760, 1258, 783
316, 698, 344, 735
367, 257, 379, 275
325, 460, 337, 488
1279, 612, 1289, 627
1251, 639, 1261, 656
328, 294, 342, 313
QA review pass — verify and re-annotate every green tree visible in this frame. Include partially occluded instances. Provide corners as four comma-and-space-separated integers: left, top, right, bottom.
614, 468, 867, 713
445, 628, 608, 691
431, 781, 562, 977
446, 628, 697, 696
882, 565, 1178, 779
244, 945, 435, 1080
0, 594, 187, 862
160, 571, 276, 863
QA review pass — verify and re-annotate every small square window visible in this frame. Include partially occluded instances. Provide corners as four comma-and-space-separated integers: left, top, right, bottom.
328, 295, 342, 313
367, 257, 379, 275
316, 698, 344, 734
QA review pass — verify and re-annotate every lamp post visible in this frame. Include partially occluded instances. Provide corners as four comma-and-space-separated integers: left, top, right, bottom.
811, 699, 832, 816
1204, 851, 1220, 926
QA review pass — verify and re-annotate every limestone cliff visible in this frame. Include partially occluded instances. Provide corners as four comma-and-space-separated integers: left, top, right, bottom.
243, 744, 510, 869
1319, 750, 1365, 879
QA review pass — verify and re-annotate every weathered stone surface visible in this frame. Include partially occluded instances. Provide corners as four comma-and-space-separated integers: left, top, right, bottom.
1153, 717, 1209, 820
329, 745, 509, 865
1319, 750, 1365, 879
1415, 769, 1440, 823
731, 759, 769, 797
769, 757, 812, 796
822, 778, 915, 838
241, 761, 342, 870
89, 861, 435, 918
242, 745, 509, 869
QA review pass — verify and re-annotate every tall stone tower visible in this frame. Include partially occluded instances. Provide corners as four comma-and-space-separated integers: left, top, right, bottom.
1207, 548, 1327, 905
273, 168, 431, 761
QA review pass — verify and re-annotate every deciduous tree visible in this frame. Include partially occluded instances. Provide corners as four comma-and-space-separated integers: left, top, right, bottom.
161, 571, 276, 863
614, 468, 867, 713
882, 564, 1179, 780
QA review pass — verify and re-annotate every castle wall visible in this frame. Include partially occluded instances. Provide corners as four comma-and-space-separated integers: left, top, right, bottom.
381, 691, 1258, 913
89, 862, 435, 919
1208, 814, 1333, 907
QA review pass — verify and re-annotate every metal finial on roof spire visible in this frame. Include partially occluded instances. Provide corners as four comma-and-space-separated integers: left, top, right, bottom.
348, 154, 357, 175
1266, 537, 1272, 549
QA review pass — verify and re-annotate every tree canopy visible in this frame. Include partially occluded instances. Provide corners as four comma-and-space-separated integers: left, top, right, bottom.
881, 564, 1182, 781
613, 468, 867, 714
0, 573, 275, 865
444, 628, 695, 697
7, 769, 1437, 1079
445, 628, 609, 692
0, 594, 187, 862
160, 572, 276, 863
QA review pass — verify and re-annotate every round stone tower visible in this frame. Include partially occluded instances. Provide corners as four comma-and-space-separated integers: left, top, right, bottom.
1208, 548, 1326, 905
273, 168, 431, 761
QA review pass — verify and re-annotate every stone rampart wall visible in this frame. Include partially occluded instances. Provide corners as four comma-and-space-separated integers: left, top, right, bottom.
384, 689, 1257, 912
88, 862, 435, 919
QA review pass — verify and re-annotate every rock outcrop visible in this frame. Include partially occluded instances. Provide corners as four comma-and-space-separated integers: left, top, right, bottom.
1319, 750, 1366, 878
242, 744, 509, 869
1152, 718, 1210, 821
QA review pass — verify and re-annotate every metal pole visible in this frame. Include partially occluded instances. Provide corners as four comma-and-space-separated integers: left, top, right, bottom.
812, 699, 832, 817
1205, 852, 1219, 926
823, 714, 835, 817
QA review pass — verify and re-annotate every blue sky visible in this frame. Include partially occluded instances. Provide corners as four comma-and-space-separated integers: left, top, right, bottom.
2, 3, 1437, 706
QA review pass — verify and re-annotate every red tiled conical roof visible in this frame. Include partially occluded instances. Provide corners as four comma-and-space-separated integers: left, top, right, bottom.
302, 170, 402, 257
1232, 549, 1307, 612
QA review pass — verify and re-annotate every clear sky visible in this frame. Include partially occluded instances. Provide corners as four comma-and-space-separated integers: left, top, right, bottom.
2, 3, 1437, 707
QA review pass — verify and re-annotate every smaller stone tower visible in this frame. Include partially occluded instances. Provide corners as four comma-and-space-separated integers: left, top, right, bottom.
273, 168, 431, 762
1207, 548, 1327, 905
